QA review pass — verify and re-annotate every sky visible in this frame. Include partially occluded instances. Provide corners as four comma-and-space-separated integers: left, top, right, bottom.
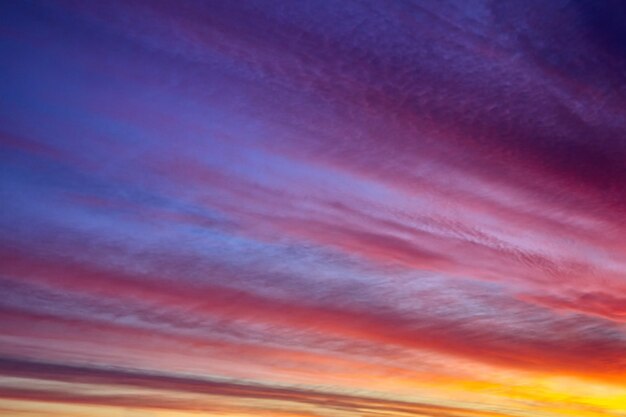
0, 1, 625, 416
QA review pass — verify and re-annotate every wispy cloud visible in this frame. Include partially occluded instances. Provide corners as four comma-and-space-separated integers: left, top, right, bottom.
1, 1, 625, 416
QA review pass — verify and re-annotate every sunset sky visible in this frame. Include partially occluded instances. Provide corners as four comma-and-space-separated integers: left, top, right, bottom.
1, 1, 626, 416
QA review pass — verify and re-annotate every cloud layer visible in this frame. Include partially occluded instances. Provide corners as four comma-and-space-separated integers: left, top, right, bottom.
1, 1, 625, 416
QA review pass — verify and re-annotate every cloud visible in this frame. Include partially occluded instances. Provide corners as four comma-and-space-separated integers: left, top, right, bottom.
0, 357, 521, 417
1, 1, 625, 416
